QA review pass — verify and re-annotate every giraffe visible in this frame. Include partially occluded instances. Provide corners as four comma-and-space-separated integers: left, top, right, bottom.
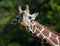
18, 5, 60, 46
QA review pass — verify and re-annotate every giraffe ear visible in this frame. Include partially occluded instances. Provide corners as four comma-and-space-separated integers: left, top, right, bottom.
31, 12, 39, 20
31, 12, 39, 17
18, 5, 23, 13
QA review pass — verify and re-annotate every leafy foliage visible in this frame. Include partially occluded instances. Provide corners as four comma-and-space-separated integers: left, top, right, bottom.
0, 0, 60, 46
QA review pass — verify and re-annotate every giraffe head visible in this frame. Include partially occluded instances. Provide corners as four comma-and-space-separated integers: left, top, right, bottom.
18, 5, 31, 27
18, 5, 39, 27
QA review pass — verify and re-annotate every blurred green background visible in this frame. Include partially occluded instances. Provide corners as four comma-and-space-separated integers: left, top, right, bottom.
0, 0, 60, 46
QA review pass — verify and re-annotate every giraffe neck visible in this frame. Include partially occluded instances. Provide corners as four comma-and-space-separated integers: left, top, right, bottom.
26, 21, 60, 46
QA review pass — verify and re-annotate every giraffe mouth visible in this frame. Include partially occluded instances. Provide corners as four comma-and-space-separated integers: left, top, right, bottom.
20, 22, 27, 27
